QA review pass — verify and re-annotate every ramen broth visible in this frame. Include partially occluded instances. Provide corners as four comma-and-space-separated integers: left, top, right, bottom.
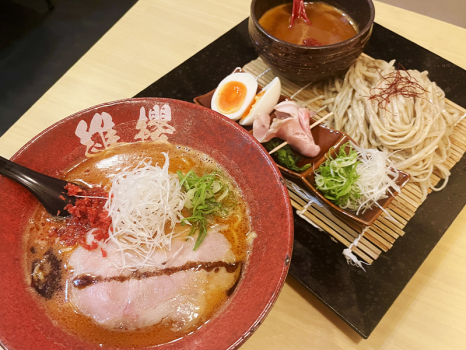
24, 142, 251, 347
259, 2, 357, 46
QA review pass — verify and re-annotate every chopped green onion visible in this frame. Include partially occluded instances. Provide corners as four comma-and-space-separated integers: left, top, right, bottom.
315, 142, 361, 208
177, 170, 230, 250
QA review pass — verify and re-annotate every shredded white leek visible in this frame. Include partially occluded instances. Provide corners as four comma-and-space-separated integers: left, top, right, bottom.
351, 144, 401, 215
105, 153, 186, 269
316, 142, 401, 215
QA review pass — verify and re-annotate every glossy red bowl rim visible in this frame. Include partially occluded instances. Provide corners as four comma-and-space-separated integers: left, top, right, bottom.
0, 98, 294, 350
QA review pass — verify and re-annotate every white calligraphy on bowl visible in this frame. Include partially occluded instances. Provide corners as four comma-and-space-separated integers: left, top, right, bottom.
75, 112, 120, 157
135, 104, 175, 142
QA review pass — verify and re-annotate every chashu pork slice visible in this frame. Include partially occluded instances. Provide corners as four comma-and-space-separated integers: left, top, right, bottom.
68, 229, 239, 331
253, 100, 321, 157
68, 227, 236, 277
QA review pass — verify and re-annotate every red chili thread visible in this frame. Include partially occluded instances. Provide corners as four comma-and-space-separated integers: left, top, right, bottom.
368, 63, 428, 112
290, 0, 311, 28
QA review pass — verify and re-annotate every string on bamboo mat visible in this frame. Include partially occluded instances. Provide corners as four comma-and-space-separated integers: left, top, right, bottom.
255, 68, 271, 81
343, 227, 370, 272
290, 81, 313, 99
285, 179, 324, 231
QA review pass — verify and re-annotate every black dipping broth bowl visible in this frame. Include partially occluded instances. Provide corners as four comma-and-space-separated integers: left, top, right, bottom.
248, 0, 375, 83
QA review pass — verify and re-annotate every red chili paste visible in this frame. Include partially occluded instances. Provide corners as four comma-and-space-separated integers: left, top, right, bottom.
302, 38, 322, 47
51, 183, 111, 255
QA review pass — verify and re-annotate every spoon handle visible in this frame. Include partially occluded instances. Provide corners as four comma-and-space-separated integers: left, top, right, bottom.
0, 156, 73, 216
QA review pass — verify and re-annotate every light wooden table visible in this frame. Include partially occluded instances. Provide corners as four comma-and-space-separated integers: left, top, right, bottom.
1, 1, 465, 349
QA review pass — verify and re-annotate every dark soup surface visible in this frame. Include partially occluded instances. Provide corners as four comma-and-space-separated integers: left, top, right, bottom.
259, 2, 358, 46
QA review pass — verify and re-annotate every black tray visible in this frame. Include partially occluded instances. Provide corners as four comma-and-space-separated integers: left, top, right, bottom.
135, 19, 466, 338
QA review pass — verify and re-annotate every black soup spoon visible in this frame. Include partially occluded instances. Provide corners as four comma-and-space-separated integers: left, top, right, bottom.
0, 155, 77, 217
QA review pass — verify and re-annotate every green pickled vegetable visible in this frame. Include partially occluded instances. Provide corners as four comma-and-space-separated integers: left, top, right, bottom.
177, 170, 230, 250
314, 142, 361, 208
264, 138, 312, 172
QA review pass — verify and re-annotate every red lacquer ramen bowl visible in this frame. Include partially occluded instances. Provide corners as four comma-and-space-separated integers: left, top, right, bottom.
0, 98, 293, 350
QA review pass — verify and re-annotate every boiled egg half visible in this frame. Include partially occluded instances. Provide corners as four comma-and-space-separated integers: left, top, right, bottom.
239, 77, 281, 126
211, 72, 258, 121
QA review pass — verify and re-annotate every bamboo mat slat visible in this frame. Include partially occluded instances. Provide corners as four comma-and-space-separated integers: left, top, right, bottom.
368, 225, 397, 243
377, 217, 406, 236
451, 143, 465, 154
372, 220, 402, 238
445, 97, 466, 113
387, 203, 414, 221
448, 150, 462, 162
454, 122, 466, 135
405, 182, 423, 198
365, 231, 391, 252
450, 130, 466, 144
243, 57, 466, 263
367, 227, 395, 245
390, 197, 416, 217
451, 137, 466, 149
385, 209, 408, 226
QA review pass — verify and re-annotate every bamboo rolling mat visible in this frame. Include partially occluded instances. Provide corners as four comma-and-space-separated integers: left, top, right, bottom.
242, 57, 466, 265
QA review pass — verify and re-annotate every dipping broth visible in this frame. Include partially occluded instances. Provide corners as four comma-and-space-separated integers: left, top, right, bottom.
259, 2, 358, 46
24, 142, 252, 348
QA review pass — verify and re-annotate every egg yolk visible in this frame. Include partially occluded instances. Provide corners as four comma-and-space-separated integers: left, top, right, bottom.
216, 81, 247, 114
240, 89, 265, 120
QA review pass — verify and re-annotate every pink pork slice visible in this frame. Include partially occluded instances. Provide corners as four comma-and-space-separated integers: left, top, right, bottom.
68, 229, 238, 331
253, 100, 320, 158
